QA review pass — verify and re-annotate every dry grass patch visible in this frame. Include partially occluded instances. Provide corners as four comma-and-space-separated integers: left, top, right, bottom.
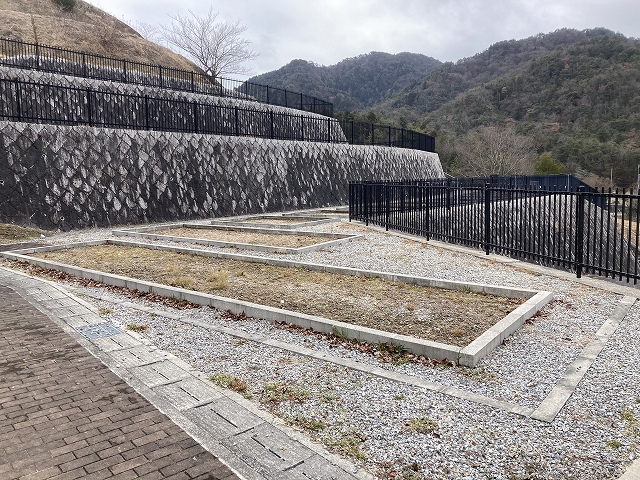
31, 244, 524, 346
151, 227, 324, 248
238, 217, 313, 225
0, 224, 48, 243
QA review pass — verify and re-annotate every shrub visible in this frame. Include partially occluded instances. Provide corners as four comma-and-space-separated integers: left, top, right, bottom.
53, 0, 77, 11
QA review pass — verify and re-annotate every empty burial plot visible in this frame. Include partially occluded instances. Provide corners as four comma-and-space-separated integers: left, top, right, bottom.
212, 215, 332, 229
28, 243, 524, 348
112, 224, 358, 253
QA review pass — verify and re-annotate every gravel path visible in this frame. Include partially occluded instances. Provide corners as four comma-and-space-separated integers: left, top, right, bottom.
26, 216, 640, 479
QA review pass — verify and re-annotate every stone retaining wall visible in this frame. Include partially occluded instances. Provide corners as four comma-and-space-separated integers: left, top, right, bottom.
0, 121, 443, 230
0, 66, 345, 143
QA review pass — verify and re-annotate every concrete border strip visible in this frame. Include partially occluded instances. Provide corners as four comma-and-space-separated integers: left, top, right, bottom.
211, 215, 333, 230
2, 240, 552, 367
68, 286, 535, 418
111, 222, 361, 254
0, 266, 369, 480
619, 459, 640, 480
530, 295, 636, 422
362, 223, 640, 299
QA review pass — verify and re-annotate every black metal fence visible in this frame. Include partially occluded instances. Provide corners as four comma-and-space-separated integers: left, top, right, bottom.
0, 37, 333, 116
350, 177, 640, 283
338, 120, 436, 151
0, 78, 341, 142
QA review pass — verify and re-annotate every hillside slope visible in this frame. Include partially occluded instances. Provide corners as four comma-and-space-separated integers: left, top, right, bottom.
0, 0, 198, 70
420, 32, 640, 183
247, 51, 441, 111
375, 28, 619, 122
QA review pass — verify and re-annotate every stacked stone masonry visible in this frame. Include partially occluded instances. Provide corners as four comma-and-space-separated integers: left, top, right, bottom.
0, 121, 444, 230
0, 66, 345, 143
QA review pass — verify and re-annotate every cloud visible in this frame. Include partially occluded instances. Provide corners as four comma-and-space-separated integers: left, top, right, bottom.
89, 0, 640, 75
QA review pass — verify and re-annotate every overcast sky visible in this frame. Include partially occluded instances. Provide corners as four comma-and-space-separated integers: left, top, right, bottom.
87, 0, 640, 77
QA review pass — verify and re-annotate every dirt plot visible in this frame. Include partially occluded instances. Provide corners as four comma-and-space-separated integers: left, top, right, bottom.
0, 224, 48, 243
31, 244, 524, 346
151, 227, 327, 248
235, 217, 315, 225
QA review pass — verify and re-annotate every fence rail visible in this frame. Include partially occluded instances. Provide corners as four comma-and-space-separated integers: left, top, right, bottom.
0, 37, 333, 116
349, 178, 640, 283
338, 120, 436, 152
0, 78, 341, 142
0, 38, 437, 152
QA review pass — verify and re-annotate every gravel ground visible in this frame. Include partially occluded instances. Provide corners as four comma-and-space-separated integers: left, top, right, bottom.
24, 216, 640, 479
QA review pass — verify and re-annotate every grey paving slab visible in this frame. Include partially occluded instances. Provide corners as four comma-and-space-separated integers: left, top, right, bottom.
289, 453, 362, 480
131, 360, 193, 388
153, 377, 225, 411
184, 397, 265, 437
0, 266, 366, 480
0, 270, 240, 480
222, 422, 316, 478
91, 332, 143, 351
107, 344, 172, 368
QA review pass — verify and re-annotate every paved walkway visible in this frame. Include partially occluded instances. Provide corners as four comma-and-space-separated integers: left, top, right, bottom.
0, 267, 363, 480
0, 283, 238, 480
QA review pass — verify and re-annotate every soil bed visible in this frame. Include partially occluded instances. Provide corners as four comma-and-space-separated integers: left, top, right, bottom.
0, 224, 48, 243
151, 227, 326, 248
31, 244, 524, 347
236, 217, 312, 225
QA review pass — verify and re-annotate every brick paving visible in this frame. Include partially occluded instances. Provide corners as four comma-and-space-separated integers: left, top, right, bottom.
0, 284, 240, 480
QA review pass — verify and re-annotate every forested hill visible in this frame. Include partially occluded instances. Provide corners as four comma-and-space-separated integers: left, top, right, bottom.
376, 28, 620, 121
417, 31, 640, 184
246, 52, 441, 111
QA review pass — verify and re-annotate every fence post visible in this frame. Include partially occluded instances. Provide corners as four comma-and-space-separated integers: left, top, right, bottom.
190, 71, 195, 92
424, 184, 430, 241
144, 95, 150, 130
385, 183, 390, 231
270, 111, 275, 139
14, 79, 22, 122
192, 101, 199, 134
234, 106, 240, 136
300, 114, 304, 141
388, 125, 391, 147
86, 88, 93, 127
484, 183, 491, 255
327, 118, 331, 142
364, 183, 369, 227
575, 186, 585, 278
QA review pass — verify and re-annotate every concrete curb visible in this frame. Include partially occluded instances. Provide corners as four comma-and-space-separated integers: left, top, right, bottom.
619, 459, 640, 480
364, 223, 640, 298
530, 295, 636, 422
211, 215, 333, 230
111, 222, 361, 254
0, 266, 369, 480
2, 239, 552, 367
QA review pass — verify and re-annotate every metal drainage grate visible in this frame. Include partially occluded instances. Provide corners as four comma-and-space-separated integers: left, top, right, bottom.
77, 322, 123, 340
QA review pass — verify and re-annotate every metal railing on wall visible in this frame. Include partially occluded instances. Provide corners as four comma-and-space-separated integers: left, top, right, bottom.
0, 37, 334, 117
338, 120, 435, 152
0, 77, 439, 152
0, 78, 341, 142
349, 177, 640, 283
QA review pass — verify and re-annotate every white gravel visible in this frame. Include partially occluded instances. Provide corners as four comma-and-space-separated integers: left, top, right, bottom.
32, 216, 640, 479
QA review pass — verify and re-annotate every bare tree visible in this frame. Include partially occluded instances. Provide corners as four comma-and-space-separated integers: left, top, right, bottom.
134, 21, 161, 42
455, 125, 535, 177
160, 7, 258, 78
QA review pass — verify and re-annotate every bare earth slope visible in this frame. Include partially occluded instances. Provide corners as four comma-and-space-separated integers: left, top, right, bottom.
0, 0, 199, 70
